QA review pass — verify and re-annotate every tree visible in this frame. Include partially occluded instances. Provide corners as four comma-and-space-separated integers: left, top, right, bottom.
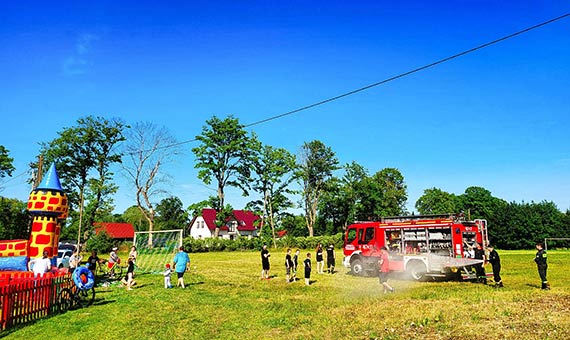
248, 142, 297, 246
357, 168, 408, 220
155, 196, 189, 230
297, 140, 339, 237
0, 197, 29, 239
37, 116, 126, 244
0, 146, 15, 191
318, 162, 373, 234
122, 122, 181, 245
415, 188, 458, 215
458, 186, 498, 219
316, 177, 349, 235
192, 115, 255, 237
493, 200, 562, 249
122, 205, 150, 232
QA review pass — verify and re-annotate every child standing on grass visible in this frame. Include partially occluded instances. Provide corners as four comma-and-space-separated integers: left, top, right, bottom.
304, 253, 312, 286
164, 263, 172, 288
125, 255, 136, 291
285, 249, 294, 283
292, 249, 300, 282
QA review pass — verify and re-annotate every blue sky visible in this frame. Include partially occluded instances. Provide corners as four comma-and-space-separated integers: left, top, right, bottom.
1, 1, 569, 215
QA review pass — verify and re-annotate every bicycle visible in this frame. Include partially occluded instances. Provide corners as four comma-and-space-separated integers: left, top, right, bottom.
97, 259, 123, 279
58, 284, 95, 312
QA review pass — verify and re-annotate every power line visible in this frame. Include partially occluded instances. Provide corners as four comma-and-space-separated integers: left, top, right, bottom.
140, 12, 570, 152
244, 13, 570, 128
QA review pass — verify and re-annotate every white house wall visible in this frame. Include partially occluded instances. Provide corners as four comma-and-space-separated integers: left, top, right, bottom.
189, 217, 212, 239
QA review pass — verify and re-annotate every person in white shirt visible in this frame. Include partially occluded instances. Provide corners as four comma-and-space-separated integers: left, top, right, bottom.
69, 247, 83, 274
29, 250, 52, 277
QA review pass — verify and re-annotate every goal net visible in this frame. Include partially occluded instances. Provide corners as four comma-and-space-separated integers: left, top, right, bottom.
133, 229, 183, 274
544, 238, 570, 250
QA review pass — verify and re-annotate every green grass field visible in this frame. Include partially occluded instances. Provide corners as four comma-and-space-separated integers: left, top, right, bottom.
2, 250, 569, 340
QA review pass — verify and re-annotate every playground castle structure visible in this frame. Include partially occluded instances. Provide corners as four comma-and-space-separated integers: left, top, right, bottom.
0, 164, 69, 272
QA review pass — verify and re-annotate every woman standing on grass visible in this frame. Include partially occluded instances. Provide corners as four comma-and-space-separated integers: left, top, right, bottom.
173, 246, 190, 288
261, 244, 271, 279
304, 253, 312, 286
315, 243, 324, 274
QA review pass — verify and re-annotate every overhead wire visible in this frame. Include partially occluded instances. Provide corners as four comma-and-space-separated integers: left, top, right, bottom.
126, 13, 569, 154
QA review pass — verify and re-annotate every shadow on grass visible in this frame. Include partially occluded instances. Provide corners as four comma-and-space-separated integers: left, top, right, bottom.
186, 281, 205, 285
91, 299, 115, 307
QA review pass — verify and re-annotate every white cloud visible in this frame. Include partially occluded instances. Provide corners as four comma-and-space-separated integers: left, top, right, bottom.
62, 33, 99, 76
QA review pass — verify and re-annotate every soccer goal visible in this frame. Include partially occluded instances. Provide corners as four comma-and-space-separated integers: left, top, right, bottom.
133, 229, 184, 274
544, 238, 570, 251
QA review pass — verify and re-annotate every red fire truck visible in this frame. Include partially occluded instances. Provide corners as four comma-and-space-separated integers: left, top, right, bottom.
342, 214, 488, 281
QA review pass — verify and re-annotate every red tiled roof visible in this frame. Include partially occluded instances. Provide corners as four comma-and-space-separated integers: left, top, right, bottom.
198, 209, 260, 231
94, 222, 135, 239
232, 210, 259, 231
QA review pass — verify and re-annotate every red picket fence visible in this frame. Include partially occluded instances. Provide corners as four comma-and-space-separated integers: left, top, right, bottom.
0, 272, 73, 331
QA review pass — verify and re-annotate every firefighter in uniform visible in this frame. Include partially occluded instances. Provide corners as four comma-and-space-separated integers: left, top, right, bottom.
486, 245, 503, 288
534, 243, 550, 290
473, 242, 487, 284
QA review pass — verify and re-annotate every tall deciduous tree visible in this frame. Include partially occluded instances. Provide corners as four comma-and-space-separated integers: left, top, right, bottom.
297, 140, 339, 237
318, 162, 368, 234
192, 115, 255, 237
358, 168, 407, 220
37, 116, 126, 244
415, 187, 458, 215
121, 205, 150, 232
122, 122, 180, 245
248, 142, 297, 245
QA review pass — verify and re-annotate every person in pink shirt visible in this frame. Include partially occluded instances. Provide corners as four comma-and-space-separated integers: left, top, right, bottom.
378, 246, 394, 294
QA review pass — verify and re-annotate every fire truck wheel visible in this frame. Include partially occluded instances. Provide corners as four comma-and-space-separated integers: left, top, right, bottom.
351, 258, 365, 276
407, 260, 427, 281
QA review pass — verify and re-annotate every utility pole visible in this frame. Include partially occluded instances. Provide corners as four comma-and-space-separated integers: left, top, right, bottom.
33, 155, 44, 189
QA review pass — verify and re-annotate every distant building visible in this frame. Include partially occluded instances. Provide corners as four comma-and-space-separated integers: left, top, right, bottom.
94, 222, 135, 242
188, 208, 260, 239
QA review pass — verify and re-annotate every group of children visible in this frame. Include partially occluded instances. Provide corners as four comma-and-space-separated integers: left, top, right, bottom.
260, 243, 336, 286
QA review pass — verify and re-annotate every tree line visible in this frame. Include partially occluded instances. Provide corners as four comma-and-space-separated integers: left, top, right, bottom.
0, 115, 568, 250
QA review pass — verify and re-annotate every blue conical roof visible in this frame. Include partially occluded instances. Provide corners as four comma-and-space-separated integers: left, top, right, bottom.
37, 163, 63, 191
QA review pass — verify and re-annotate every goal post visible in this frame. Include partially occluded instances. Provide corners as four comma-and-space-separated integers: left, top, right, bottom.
544, 237, 570, 251
133, 229, 184, 274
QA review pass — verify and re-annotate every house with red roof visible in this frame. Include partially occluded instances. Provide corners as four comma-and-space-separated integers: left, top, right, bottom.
188, 208, 260, 239
94, 222, 135, 242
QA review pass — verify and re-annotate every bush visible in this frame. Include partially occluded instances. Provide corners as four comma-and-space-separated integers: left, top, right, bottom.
181, 233, 345, 253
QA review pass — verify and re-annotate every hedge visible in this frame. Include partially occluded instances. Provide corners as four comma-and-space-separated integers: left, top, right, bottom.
182, 233, 344, 253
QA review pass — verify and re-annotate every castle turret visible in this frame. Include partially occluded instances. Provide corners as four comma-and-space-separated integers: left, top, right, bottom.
27, 163, 68, 265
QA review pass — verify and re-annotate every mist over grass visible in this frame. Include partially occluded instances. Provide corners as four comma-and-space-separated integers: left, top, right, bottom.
2, 250, 569, 339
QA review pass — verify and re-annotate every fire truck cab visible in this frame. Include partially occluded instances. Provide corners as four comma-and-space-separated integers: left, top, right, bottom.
343, 214, 488, 281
